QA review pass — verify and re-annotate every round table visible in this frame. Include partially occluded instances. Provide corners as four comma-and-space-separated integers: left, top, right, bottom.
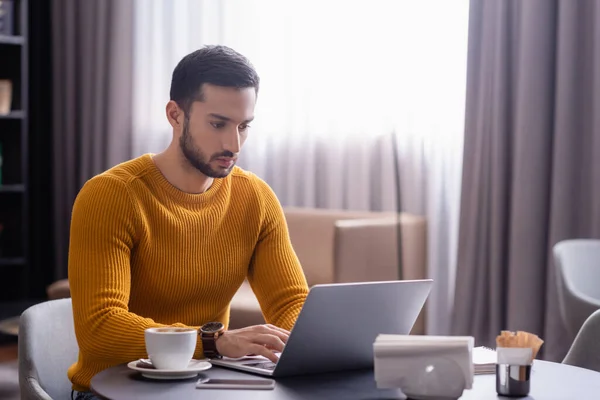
91, 360, 600, 400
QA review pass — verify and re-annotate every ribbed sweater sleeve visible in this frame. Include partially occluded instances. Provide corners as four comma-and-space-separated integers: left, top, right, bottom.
247, 178, 309, 331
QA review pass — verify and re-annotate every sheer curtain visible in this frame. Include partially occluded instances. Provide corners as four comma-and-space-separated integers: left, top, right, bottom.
133, 0, 469, 335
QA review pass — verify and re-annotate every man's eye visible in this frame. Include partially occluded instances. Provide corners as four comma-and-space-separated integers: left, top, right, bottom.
239, 124, 251, 131
210, 122, 225, 129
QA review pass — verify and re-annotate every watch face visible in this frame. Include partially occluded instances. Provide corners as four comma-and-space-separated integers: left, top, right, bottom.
201, 321, 224, 334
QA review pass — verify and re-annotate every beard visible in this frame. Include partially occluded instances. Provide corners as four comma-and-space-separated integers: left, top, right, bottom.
179, 118, 236, 178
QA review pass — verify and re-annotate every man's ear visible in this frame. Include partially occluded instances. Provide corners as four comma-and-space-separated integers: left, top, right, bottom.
166, 100, 183, 129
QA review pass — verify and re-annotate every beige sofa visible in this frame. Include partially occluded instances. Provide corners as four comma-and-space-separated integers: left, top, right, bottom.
48, 207, 428, 333
229, 207, 428, 333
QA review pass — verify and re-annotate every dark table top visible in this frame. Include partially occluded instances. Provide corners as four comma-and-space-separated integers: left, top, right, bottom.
91, 359, 600, 400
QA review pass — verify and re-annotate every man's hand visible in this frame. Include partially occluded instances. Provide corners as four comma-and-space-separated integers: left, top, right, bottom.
215, 324, 290, 363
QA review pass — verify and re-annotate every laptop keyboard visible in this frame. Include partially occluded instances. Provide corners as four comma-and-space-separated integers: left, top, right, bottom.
247, 361, 277, 370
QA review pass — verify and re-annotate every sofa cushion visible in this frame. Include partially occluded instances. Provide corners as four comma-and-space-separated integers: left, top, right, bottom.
284, 207, 396, 286
228, 281, 265, 329
46, 279, 71, 300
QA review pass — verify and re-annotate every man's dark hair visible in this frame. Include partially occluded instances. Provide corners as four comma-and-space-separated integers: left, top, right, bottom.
169, 45, 260, 114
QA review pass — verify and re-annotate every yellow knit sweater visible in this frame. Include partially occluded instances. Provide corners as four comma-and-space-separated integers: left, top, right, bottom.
67, 154, 308, 391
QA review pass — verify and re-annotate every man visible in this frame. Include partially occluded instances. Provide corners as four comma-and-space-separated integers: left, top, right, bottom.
68, 45, 309, 399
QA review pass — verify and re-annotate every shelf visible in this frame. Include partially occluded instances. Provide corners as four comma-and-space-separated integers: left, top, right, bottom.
0, 35, 25, 45
0, 111, 26, 119
0, 185, 25, 193
0, 258, 25, 266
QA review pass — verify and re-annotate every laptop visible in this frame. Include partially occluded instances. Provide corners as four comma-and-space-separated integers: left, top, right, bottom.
209, 279, 433, 377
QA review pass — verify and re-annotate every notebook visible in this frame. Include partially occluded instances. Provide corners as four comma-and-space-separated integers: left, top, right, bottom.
473, 346, 497, 375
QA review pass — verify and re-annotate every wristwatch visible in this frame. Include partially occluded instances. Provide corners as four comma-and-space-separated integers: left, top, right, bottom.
200, 322, 225, 359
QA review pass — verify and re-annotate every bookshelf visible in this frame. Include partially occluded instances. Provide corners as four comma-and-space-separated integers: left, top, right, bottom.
0, 0, 29, 300
0, 34, 24, 45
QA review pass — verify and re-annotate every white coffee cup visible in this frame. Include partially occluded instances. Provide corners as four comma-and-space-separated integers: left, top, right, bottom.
144, 327, 197, 370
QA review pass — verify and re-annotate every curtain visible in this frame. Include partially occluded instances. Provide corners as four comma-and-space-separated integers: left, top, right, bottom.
132, 0, 469, 335
51, 0, 134, 280
453, 0, 600, 361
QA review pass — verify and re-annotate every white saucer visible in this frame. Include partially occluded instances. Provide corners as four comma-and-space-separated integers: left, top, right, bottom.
127, 359, 212, 380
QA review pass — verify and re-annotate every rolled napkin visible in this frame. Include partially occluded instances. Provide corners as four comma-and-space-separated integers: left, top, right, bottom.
496, 331, 544, 365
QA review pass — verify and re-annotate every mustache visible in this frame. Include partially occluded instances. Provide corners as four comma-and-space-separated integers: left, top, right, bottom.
212, 151, 236, 160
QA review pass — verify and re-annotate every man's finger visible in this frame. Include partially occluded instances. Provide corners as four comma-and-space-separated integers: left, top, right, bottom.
251, 333, 286, 353
253, 325, 290, 343
249, 344, 279, 363
264, 324, 290, 334
264, 324, 291, 337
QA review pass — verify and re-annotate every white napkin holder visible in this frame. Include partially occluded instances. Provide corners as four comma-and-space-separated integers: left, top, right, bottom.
373, 335, 474, 400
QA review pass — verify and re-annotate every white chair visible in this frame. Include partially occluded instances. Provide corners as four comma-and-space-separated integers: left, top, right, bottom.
554, 239, 600, 340
18, 298, 78, 400
563, 309, 600, 373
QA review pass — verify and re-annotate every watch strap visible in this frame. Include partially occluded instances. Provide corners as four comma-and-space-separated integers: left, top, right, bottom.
201, 330, 223, 359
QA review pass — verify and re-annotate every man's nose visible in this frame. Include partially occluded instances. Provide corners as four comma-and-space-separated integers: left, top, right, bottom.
222, 129, 241, 154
